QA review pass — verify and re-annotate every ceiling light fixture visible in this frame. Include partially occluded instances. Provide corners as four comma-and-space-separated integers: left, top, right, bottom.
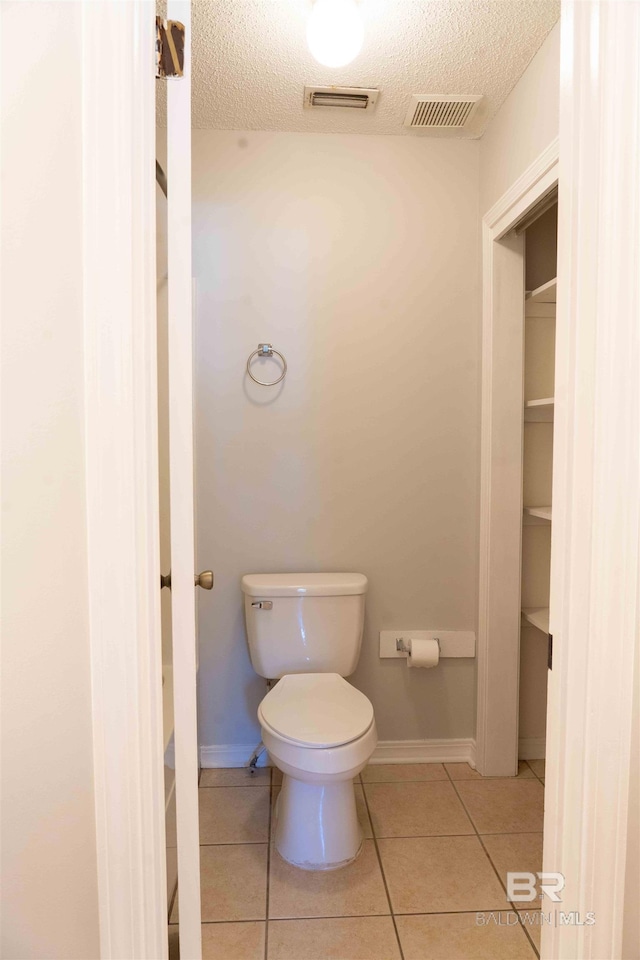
306, 0, 364, 69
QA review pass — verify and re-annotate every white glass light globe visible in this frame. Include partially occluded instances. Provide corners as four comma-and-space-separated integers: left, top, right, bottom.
307, 0, 364, 69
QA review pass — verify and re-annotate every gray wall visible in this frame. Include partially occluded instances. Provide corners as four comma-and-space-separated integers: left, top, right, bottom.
480, 22, 560, 214
193, 131, 481, 750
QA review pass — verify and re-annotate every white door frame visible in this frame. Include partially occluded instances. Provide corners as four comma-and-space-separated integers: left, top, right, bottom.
542, 3, 639, 957
82, 1, 639, 957
478, 3, 639, 955
476, 139, 559, 777
83, 2, 167, 957
166, 2, 203, 958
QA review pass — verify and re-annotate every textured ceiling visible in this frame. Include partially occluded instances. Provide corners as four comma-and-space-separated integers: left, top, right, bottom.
157, 0, 559, 137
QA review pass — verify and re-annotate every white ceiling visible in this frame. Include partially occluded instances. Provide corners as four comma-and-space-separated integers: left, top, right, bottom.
158, 0, 559, 137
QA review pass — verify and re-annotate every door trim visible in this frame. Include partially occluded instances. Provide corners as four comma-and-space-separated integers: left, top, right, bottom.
166, 3, 203, 958
542, 3, 640, 956
476, 139, 559, 777
82, 3, 167, 957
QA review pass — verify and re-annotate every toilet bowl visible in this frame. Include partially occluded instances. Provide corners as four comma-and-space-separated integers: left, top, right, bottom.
258, 673, 377, 869
241, 571, 375, 870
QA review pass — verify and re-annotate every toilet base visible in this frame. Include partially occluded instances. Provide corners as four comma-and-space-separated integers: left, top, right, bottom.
273, 774, 363, 870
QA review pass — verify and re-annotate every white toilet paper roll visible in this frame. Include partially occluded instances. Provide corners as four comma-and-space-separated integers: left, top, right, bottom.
407, 638, 439, 668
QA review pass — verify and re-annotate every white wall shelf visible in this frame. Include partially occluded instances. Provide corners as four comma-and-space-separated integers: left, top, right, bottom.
522, 607, 550, 634
524, 505, 552, 523
525, 276, 557, 304
519, 210, 557, 759
525, 397, 554, 421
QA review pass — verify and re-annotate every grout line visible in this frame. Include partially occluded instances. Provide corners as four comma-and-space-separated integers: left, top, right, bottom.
268, 910, 394, 922
198, 827, 543, 846
364, 776, 539, 785
199, 840, 270, 846
466, 829, 544, 837
264, 766, 273, 960
386, 908, 532, 917
198, 783, 271, 790
364, 829, 543, 838
266, 913, 393, 922
515, 914, 541, 958
361, 778, 450, 784
524, 759, 546, 786
167, 878, 179, 926
360, 778, 405, 960
191, 908, 542, 924
339, 830, 475, 840
443, 766, 540, 959
198, 920, 266, 926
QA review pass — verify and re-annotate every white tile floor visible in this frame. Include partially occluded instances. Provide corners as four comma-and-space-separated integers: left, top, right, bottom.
168, 759, 546, 960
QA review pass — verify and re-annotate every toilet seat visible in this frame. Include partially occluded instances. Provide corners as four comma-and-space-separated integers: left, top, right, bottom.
258, 673, 374, 749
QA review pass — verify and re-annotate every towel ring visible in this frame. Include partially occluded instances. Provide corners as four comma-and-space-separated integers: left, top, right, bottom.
246, 343, 287, 386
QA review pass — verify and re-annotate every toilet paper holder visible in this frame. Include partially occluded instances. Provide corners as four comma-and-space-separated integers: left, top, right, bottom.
396, 636, 441, 655
381, 630, 475, 659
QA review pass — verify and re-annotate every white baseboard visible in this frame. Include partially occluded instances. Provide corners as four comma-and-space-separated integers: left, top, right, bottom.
200, 738, 476, 769
371, 738, 476, 766
518, 737, 546, 760
200, 743, 269, 768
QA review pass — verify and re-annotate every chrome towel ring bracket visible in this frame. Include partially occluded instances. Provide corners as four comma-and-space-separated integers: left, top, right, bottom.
246, 343, 287, 386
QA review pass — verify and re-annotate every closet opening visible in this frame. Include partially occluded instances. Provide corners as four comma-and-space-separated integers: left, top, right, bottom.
519, 192, 558, 770
476, 155, 559, 780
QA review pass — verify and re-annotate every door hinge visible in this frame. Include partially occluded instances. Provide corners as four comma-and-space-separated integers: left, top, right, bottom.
548, 633, 553, 670
155, 18, 185, 78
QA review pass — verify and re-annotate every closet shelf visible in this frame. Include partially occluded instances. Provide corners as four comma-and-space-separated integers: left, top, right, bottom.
524, 397, 554, 421
522, 607, 550, 634
525, 277, 557, 304
523, 505, 552, 523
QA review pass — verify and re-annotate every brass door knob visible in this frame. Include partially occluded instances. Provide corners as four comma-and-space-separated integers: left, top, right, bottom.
195, 570, 214, 590
161, 570, 214, 590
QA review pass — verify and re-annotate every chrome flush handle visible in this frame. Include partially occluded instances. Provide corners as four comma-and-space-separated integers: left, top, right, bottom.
251, 600, 273, 610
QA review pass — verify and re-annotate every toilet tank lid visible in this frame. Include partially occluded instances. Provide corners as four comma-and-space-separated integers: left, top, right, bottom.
241, 573, 368, 598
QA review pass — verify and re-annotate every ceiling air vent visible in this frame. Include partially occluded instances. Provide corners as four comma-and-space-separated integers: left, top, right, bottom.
404, 94, 483, 129
304, 86, 380, 111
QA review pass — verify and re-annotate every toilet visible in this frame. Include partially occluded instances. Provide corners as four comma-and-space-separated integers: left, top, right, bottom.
241, 572, 376, 870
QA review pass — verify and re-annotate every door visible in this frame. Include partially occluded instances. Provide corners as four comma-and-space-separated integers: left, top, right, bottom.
542, 3, 640, 957
164, 2, 202, 957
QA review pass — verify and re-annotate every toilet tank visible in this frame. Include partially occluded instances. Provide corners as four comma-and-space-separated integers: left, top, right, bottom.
241, 573, 368, 679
